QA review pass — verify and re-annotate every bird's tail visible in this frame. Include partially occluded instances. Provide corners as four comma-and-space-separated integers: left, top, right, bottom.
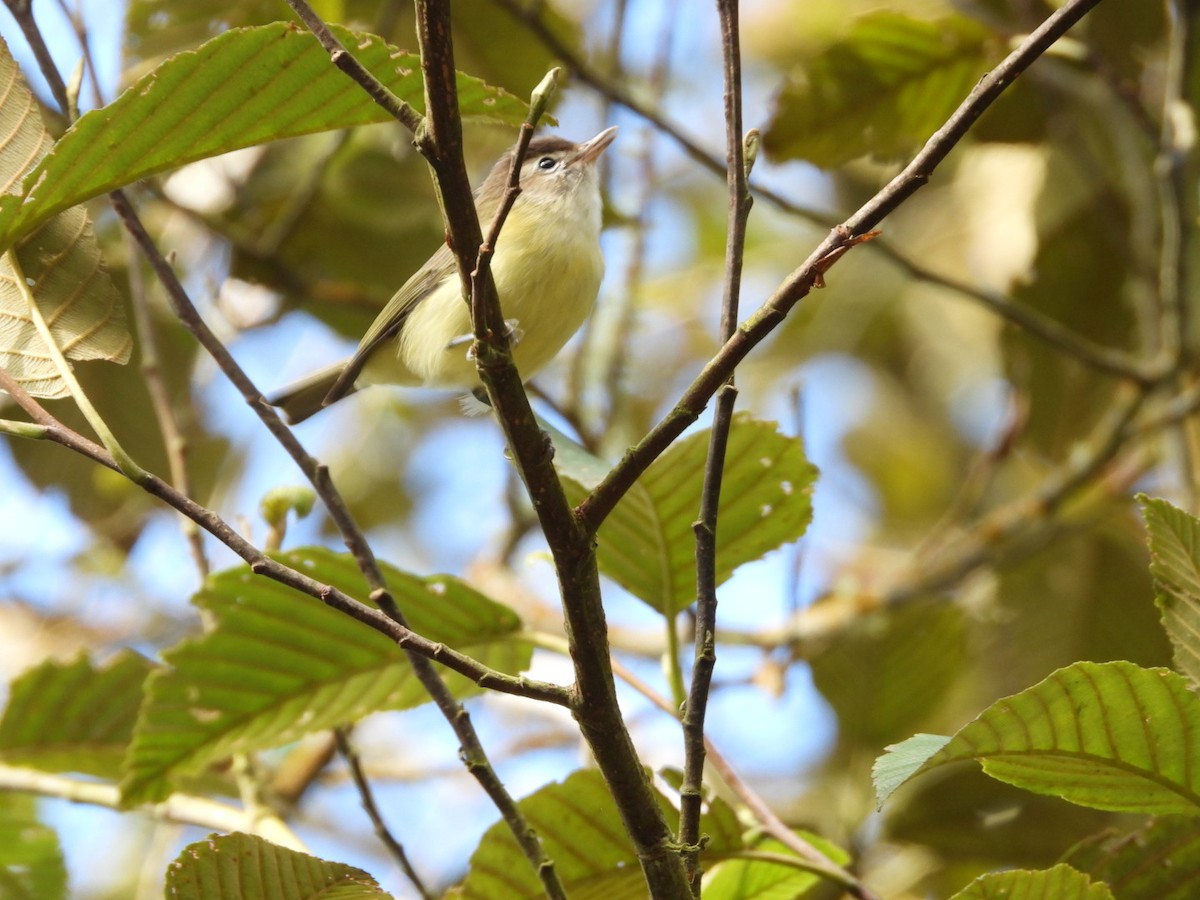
267, 361, 353, 424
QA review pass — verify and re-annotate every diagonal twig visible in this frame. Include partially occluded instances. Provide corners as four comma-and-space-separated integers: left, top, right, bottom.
577, 0, 1111, 535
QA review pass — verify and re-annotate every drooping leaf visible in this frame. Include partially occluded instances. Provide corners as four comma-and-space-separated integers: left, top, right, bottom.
164, 832, 391, 899
449, 768, 742, 899
121, 547, 530, 805
811, 600, 967, 747
874, 661, 1200, 815
1139, 494, 1200, 687
0, 651, 152, 779
0, 36, 127, 399
0, 22, 530, 254
0, 794, 67, 900
762, 12, 994, 167
949, 864, 1114, 900
557, 414, 817, 614
1064, 816, 1200, 900
702, 833, 851, 900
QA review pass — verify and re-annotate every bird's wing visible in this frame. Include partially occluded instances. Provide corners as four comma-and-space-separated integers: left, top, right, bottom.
324, 242, 459, 404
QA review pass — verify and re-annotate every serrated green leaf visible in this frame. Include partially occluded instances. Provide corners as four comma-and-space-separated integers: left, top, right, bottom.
0, 36, 127, 399
703, 833, 851, 900
0, 22, 529, 254
0, 794, 66, 900
1064, 816, 1200, 900
872, 733, 951, 804
449, 768, 741, 899
1138, 494, 1200, 687
811, 600, 967, 746
762, 12, 994, 167
557, 414, 817, 614
0, 651, 152, 779
164, 832, 391, 899
873, 661, 1200, 815
122, 547, 530, 805
949, 863, 1114, 900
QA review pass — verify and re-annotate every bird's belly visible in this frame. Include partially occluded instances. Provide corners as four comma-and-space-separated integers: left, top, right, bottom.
396, 237, 603, 389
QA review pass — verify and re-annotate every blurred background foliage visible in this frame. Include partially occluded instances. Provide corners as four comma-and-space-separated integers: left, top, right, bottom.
0, 0, 1193, 897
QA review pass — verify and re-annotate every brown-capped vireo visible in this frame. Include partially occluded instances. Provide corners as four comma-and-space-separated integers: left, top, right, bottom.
269, 126, 618, 424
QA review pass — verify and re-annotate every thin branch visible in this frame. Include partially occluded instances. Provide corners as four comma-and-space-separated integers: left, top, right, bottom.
883, 382, 1148, 606
584, 643, 879, 900
679, 1, 750, 890
577, 0, 1110, 534
1, 0, 69, 114
2, 369, 573, 708
0, 764, 306, 851
491, 0, 1149, 383
282, 0, 423, 133
411, 1, 690, 894
125, 236, 210, 579
335, 729, 432, 900
1154, 0, 1197, 509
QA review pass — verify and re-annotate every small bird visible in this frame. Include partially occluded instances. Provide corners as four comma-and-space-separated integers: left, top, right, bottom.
269, 126, 618, 424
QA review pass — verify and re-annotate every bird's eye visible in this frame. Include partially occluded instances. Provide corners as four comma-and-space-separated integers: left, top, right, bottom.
537, 156, 557, 170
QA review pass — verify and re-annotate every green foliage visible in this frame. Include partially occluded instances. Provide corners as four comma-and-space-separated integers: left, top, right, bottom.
1064, 817, 1200, 900
1139, 494, 1200, 687
0, 36, 126, 399
449, 769, 744, 898
0, 651, 151, 779
557, 414, 817, 614
949, 863, 1114, 900
763, 11, 995, 167
121, 548, 530, 804
875, 661, 1200, 814
0, 22, 528, 254
703, 833, 850, 899
0, 794, 67, 900
0, 0, 1192, 896
164, 832, 391, 899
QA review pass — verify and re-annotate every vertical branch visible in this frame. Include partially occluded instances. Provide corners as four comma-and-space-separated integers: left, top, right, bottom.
678, 0, 752, 889
1155, 0, 1198, 509
335, 729, 432, 900
125, 240, 210, 579
413, 3, 691, 895
407, 6, 568, 897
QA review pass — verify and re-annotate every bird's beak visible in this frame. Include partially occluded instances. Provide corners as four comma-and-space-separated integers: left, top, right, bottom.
568, 126, 618, 167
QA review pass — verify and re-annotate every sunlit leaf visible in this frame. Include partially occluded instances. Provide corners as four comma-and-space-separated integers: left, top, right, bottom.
121, 547, 530, 805
557, 414, 817, 614
874, 661, 1200, 815
1139, 494, 1200, 687
949, 863, 1113, 899
703, 833, 850, 900
763, 12, 994, 167
1064, 816, 1200, 900
0, 794, 66, 900
0, 36, 127, 399
449, 768, 741, 899
164, 832, 390, 899
0, 651, 152, 779
0, 22, 529, 254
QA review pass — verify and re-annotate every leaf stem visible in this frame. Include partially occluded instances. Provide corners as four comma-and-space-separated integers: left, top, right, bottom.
6, 248, 147, 480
